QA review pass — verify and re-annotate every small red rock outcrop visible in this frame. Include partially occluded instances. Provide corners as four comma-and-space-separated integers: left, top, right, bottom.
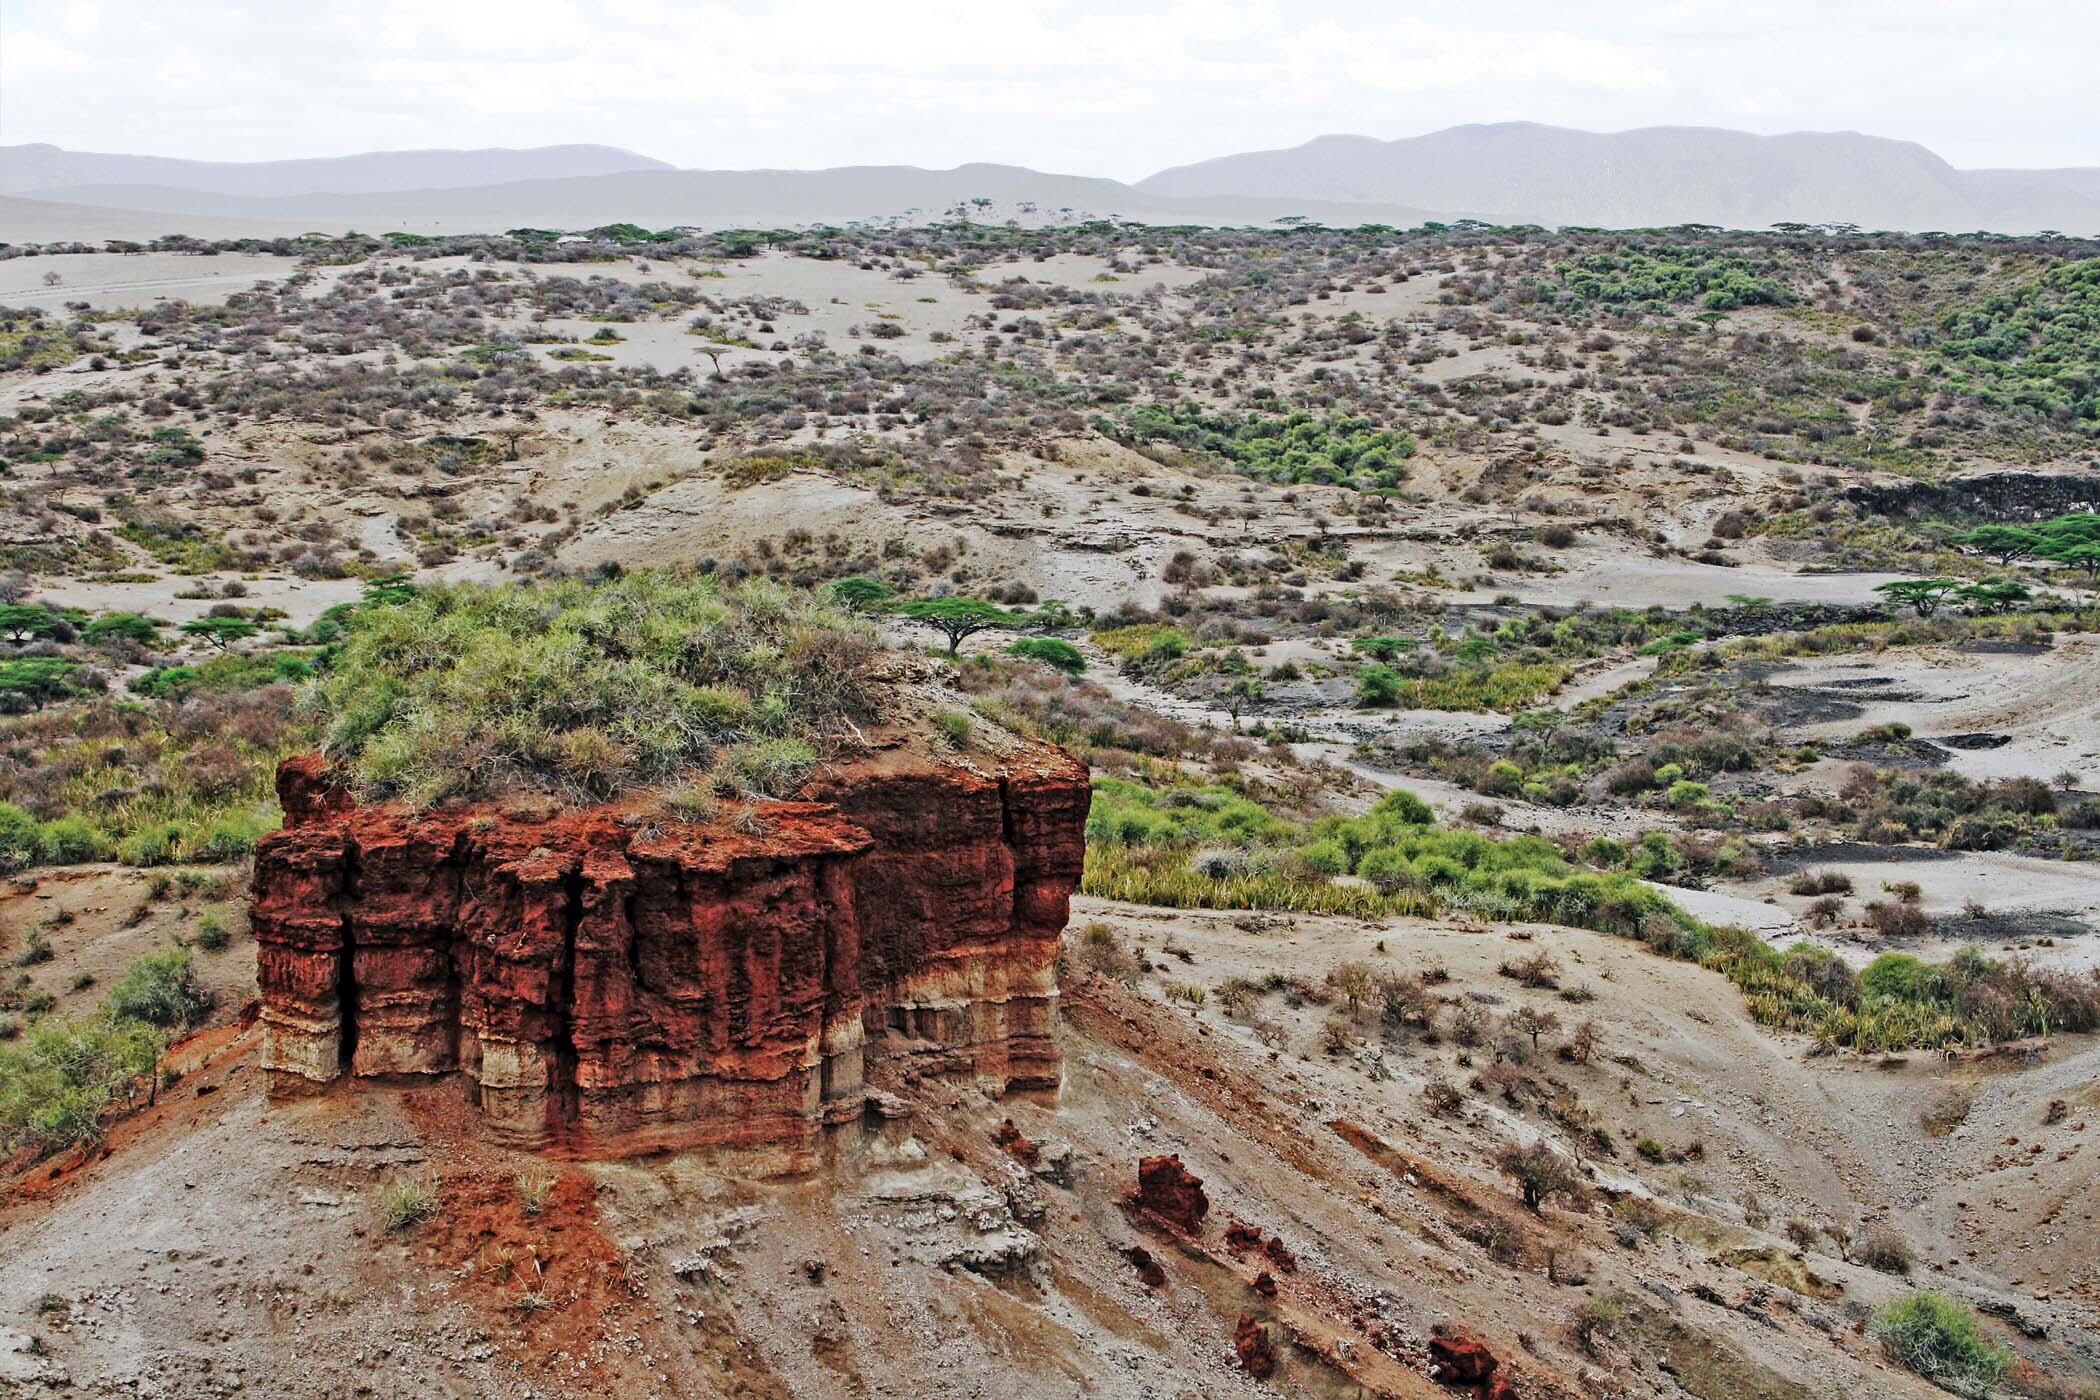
1122, 1245, 1167, 1288
1225, 1220, 1298, 1274
1233, 1313, 1277, 1378
1124, 1154, 1210, 1233
252, 741, 1088, 1161
1429, 1334, 1517, 1400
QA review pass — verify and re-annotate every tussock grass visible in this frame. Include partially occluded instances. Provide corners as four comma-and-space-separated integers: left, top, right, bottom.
377, 1178, 441, 1231
1871, 1291, 2011, 1398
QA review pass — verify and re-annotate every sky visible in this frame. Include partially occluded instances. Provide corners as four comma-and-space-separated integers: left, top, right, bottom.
3, 0, 2097, 177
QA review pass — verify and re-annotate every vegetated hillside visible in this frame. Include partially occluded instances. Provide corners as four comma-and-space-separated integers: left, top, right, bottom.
0, 142, 673, 199
1, 214, 2098, 1399
1138, 122, 2100, 234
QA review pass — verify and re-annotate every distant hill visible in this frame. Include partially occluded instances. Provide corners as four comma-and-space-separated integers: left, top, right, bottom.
0, 162, 1442, 239
3, 126, 2096, 239
1137, 123, 2100, 234
0, 143, 673, 199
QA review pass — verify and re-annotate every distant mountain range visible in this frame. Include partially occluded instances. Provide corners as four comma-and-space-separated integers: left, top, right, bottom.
1138, 123, 2100, 235
3, 125, 2097, 240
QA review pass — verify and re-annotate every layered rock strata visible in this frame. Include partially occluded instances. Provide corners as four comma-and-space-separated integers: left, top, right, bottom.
251, 743, 1088, 1159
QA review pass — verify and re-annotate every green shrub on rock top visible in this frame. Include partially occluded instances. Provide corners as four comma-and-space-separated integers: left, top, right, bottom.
312, 572, 882, 804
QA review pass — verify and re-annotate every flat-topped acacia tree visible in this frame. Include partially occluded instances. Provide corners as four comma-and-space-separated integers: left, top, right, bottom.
897, 597, 1022, 656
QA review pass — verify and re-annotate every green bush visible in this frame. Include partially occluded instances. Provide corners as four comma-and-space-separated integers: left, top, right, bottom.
1005, 637, 1086, 676
104, 947, 211, 1029
314, 572, 880, 803
1870, 1291, 2011, 1397
0, 942, 216, 1155
190, 809, 274, 861
1355, 663, 1402, 707
712, 736, 817, 798
1105, 403, 1414, 490
118, 822, 184, 868
0, 1012, 164, 1154
36, 815, 108, 864
0, 803, 39, 870
1861, 952, 1933, 1002
192, 908, 232, 952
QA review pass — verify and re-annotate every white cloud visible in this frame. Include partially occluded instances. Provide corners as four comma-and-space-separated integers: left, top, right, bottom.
0, 0, 2094, 175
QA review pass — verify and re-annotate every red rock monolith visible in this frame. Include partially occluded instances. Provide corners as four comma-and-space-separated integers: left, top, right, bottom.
252, 741, 1088, 1162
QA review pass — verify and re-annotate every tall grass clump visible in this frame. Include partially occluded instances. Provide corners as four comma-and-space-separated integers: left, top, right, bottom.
313, 572, 882, 803
377, 1177, 441, 1231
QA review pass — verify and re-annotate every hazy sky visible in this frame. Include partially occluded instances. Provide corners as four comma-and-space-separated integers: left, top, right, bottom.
3, 0, 2096, 176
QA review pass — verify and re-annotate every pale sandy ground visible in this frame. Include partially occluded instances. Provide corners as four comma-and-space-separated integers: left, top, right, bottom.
1703, 637, 2100, 971
969, 250, 1215, 292
33, 574, 366, 630
1772, 637, 2100, 787
1440, 547, 1910, 609
0, 251, 305, 311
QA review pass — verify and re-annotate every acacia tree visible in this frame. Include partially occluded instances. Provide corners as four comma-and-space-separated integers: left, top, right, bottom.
1955, 525, 2042, 566
1222, 675, 1264, 732
897, 597, 1018, 655
179, 616, 258, 651
0, 605, 59, 643
827, 575, 893, 611
1512, 1005, 1562, 1053
1956, 579, 2031, 612
1874, 578, 1965, 618
2046, 541, 2100, 580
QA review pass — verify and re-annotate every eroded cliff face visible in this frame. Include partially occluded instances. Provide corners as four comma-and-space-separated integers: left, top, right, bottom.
251, 742, 1088, 1161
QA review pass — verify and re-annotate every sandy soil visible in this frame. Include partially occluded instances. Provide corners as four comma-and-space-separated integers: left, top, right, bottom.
1771, 638, 2100, 787
0, 866, 255, 1029
0, 251, 305, 312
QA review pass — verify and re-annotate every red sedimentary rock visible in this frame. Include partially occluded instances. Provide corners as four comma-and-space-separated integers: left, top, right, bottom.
1233, 1313, 1277, 1378
1251, 1270, 1277, 1297
993, 1117, 1039, 1165
251, 741, 1088, 1161
1224, 1220, 1299, 1274
1122, 1245, 1166, 1287
1429, 1334, 1515, 1398
1124, 1154, 1209, 1233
